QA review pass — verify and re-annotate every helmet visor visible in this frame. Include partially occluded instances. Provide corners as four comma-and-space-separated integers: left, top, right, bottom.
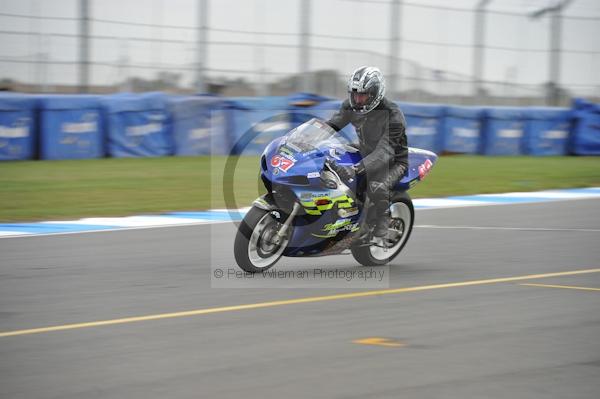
351, 92, 371, 107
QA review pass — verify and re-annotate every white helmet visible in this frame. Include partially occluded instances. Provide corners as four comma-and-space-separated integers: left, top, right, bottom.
347, 66, 386, 114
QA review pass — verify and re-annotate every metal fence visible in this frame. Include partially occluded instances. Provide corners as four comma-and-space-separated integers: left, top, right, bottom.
1, 0, 599, 106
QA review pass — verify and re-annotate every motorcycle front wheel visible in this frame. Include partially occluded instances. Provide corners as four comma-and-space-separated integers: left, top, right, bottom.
234, 206, 291, 273
351, 194, 414, 266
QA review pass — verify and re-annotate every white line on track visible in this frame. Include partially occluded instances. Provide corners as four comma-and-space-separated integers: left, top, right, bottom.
0, 220, 234, 239
415, 225, 600, 233
1, 193, 598, 239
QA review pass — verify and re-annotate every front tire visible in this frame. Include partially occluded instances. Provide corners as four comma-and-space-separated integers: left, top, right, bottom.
351, 193, 414, 266
234, 206, 291, 273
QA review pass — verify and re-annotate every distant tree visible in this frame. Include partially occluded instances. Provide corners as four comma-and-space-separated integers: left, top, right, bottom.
123, 72, 183, 92
156, 72, 182, 90
0, 78, 16, 91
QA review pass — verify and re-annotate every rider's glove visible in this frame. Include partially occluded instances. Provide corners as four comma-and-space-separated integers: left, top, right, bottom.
329, 161, 356, 183
354, 161, 366, 176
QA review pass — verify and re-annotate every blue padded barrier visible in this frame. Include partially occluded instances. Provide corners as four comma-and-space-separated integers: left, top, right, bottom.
2, 92, 597, 160
38, 95, 104, 160
571, 98, 600, 155
442, 106, 483, 154
306, 100, 342, 121
227, 96, 292, 155
102, 92, 172, 158
523, 107, 571, 156
481, 107, 525, 155
167, 95, 230, 156
0, 94, 37, 160
287, 92, 333, 127
287, 92, 332, 109
397, 102, 446, 153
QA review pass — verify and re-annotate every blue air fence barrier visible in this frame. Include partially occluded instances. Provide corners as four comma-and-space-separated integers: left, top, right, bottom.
0, 94, 37, 161
102, 92, 172, 158
523, 107, 572, 156
227, 96, 293, 155
37, 95, 104, 160
442, 106, 484, 154
397, 102, 446, 153
167, 96, 230, 156
287, 92, 332, 109
481, 107, 525, 155
288, 92, 332, 126
570, 98, 600, 155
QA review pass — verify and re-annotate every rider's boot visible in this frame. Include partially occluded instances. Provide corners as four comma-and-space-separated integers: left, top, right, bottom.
372, 200, 391, 238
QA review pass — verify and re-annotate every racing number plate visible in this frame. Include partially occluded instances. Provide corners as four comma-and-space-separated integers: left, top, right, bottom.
270, 155, 295, 172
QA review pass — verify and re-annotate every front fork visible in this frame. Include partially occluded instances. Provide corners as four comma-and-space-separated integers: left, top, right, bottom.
252, 195, 301, 246
274, 202, 301, 244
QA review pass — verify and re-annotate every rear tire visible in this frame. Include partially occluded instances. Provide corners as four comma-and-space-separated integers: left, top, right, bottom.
351, 193, 414, 266
234, 206, 290, 273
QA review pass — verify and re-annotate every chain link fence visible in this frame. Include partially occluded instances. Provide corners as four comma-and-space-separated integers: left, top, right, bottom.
1, 0, 599, 106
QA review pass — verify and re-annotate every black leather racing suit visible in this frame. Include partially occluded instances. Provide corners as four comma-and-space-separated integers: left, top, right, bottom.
326, 97, 408, 218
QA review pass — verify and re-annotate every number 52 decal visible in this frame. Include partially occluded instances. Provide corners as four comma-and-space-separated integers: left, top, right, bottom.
270, 155, 295, 172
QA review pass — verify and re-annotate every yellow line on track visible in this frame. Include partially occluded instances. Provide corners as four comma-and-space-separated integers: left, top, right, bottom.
520, 283, 600, 292
353, 337, 405, 347
1, 268, 599, 338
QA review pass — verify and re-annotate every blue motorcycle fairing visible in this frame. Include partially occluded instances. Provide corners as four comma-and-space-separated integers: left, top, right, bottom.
261, 136, 362, 256
286, 185, 362, 256
395, 148, 439, 190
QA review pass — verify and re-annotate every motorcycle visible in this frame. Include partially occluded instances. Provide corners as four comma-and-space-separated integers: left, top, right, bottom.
234, 118, 437, 273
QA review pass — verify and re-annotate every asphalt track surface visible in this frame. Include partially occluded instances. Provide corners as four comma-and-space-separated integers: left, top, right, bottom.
1, 199, 599, 398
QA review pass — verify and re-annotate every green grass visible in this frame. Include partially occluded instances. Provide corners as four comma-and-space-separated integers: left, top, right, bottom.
409, 155, 600, 198
0, 155, 599, 222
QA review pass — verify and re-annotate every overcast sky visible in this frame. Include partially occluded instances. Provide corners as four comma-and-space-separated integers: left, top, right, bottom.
0, 0, 599, 95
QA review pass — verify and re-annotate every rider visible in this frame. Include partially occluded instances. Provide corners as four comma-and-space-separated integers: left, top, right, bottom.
326, 66, 408, 238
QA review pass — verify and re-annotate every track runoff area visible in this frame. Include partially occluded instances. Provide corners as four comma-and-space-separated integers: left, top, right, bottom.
0, 193, 599, 398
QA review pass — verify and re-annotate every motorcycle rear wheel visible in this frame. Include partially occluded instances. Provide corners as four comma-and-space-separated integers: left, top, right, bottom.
351, 193, 414, 266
